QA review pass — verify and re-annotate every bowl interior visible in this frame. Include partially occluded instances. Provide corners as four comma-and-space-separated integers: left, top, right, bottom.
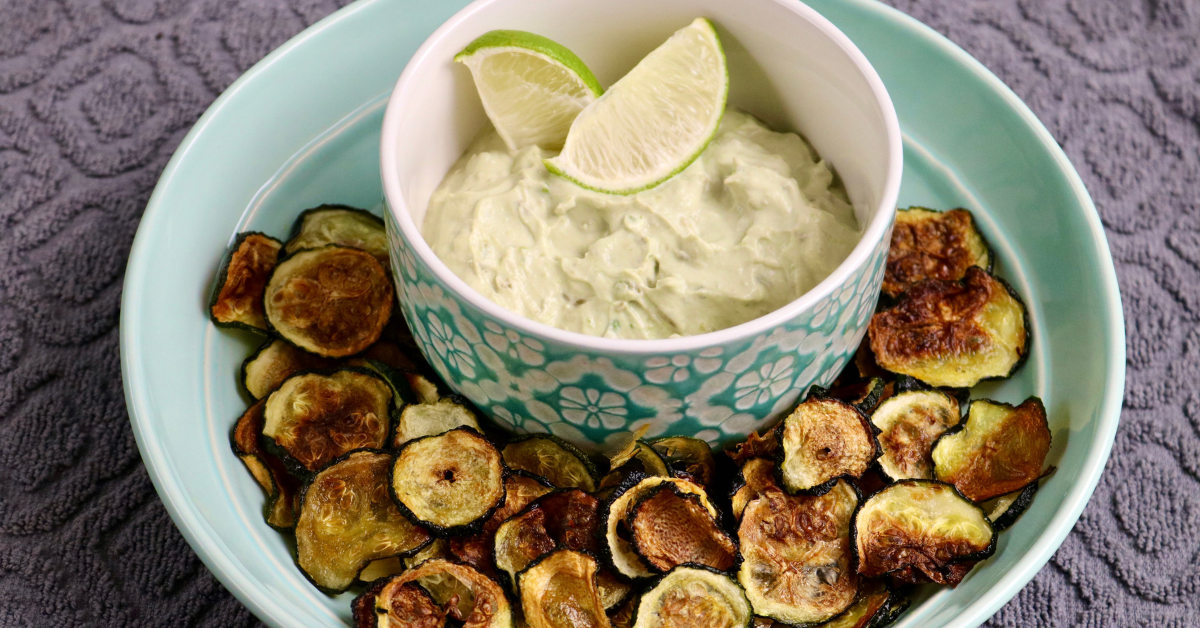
384, 0, 896, 247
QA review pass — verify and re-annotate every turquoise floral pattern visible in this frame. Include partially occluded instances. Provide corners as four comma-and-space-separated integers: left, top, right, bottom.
385, 206, 889, 451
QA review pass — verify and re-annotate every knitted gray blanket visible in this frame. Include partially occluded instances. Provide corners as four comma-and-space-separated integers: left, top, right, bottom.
0, 0, 1195, 625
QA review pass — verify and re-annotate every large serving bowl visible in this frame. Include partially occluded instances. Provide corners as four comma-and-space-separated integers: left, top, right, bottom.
380, 0, 903, 451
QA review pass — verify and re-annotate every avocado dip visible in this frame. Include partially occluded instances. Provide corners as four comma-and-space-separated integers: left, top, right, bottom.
421, 109, 861, 340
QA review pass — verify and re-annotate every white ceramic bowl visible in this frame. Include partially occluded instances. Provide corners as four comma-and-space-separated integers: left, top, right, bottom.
379, 0, 902, 449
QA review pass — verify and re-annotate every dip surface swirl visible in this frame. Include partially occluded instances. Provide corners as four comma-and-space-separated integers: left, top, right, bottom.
421, 109, 861, 340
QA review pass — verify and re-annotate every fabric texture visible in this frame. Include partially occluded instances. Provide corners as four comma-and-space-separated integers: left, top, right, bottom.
0, 0, 1195, 626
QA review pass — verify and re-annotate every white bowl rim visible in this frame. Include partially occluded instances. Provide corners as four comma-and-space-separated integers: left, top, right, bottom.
379, 0, 904, 355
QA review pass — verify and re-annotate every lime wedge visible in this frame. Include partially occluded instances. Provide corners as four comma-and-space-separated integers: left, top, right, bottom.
545, 18, 728, 195
455, 30, 603, 151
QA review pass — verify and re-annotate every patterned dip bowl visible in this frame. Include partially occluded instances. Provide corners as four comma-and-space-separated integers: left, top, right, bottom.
380, 0, 902, 451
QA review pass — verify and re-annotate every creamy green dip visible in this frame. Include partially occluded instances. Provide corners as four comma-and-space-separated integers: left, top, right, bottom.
421, 109, 861, 339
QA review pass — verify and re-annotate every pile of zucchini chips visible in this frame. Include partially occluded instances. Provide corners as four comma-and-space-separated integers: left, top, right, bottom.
208, 205, 1052, 628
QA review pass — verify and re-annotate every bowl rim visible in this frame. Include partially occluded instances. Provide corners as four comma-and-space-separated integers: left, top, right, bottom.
118, 1, 1125, 627
378, 0, 904, 355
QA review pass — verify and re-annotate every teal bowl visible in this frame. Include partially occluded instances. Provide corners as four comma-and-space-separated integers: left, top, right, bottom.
119, 0, 1124, 626
380, 0, 904, 451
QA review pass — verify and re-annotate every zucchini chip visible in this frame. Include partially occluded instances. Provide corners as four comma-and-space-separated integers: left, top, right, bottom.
727, 430, 779, 466
818, 377, 891, 417
502, 434, 599, 492
286, 204, 389, 265
405, 372, 448, 405
601, 476, 717, 579
871, 390, 961, 481
264, 245, 394, 357
729, 458, 777, 522
775, 397, 877, 495
627, 484, 738, 573
853, 480, 994, 586
737, 481, 860, 625
821, 579, 905, 628
492, 489, 605, 591
931, 398, 1051, 502
883, 207, 992, 298
374, 558, 514, 628
230, 399, 300, 529
360, 581, 445, 628
650, 436, 716, 488
295, 450, 432, 593
358, 556, 406, 583
395, 398, 483, 448
518, 549, 610, 628
360, 340, 422, 372
391, 427, 507, 535
986, 480, 1040, 532
448, 472, 554, 574
241, 338, 334, 400
601, 439, 672, 490
209, 232, 282, 333
632, 565, 752, 628
868, 267, 1029, 388
262, 368, 393, 474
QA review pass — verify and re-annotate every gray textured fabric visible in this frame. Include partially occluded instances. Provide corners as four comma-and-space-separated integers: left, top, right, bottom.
0, 0, 1194, 626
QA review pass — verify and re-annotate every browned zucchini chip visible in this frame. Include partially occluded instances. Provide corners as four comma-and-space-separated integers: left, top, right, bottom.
627, 484, 738, 573
502, 434, 599, 492
360, 340, 422, 372
650, 436, 716, 487
241, 338, 334, 400
818, 377, 891, 416
374, 559, 514, 628
264, 245, 394, 357
986, 480, 1040, 532
405, 372, 447, 404
230, 399, 301, 529
853, 480, 994, 586
883, 207, 992, 298
601, 439, 672, 490
821, 579, 905, 628
737, 481, 860, 625
367, 581, 446, 628
262, 368, 392, 474
868, 267, 1029, 388
601, 475, 717, 579
727, 430, 779, 466
448, 472, 554, 574
932, 398, 1051, 502
286, 204, 389, 264
729, 458, 777, 522
518, 549, 610, 628
871, 390, 961, 481
492, 489, 603, 590
631, 565, 752, 628
209, 232, 282, 333
775, 397, 877, 494
394, 398, 483, 447
295, 450, 432, 593
391, 427, 507, 535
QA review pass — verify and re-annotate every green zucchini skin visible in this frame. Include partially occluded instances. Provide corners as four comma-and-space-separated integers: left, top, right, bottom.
294, 448, 434, 595
630, 563, 752, 628
388, 426, 509, 538
258, 366, 395, 479
850, 479, 995, 585
208, 231, 282, 335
